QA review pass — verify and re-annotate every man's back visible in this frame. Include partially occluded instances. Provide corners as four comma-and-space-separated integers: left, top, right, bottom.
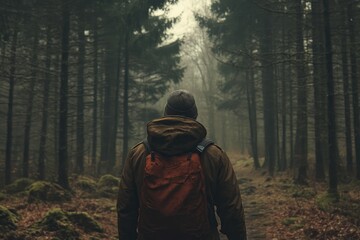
117, 90, 247, 240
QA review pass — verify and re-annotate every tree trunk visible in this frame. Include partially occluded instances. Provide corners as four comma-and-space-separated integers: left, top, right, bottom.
260, 11, 276, 176
22, 29, 39, 178
38, 23, 52, 180
122, 23, 130, 169
76, 9, 85, 174
279, 20, 287, 171
109, 37, 122, 172
294, 0, 308, 184
246, 65, 260, 169
311, 0, 325, 181
58, 0, 70, 189
100, 24, 118, 174
341, 5, 353, 174
5, 27, 18, 185
92, 15, 99, 174
323, 0, 338, 193
348, 1, 360, 180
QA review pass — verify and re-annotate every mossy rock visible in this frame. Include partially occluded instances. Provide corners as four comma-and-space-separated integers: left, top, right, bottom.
97, 175, 120, 198
4, 178, 34, 194
97, 174, 120, 188
0, 205, 20, 233
75, 177, 97, 193
32, 208, 79, 239
27, 181, 71, 203
67, 212, 103, 233
31, 208, 103, 239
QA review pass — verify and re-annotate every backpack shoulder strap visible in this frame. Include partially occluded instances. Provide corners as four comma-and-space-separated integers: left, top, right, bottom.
196, 138, 217, 229
142, 138, 151, 153
196, 138, 214, 153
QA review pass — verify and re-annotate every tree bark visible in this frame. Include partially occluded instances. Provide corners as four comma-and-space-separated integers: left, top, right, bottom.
58, 0, 70, 189
311, 0, 325, 181
294, 0, 308, 184
323, 0, 338, 193
5, 27, 18, 185
76, 9, 85, 174
92, 15, 99, 174
38, 23, 52, 180
260, 10, 276, 176
340, 5, 353, 174
348, 1, 360, 180
246, 65, 260, 169
22, 28, 39, 178
122, 21, 130, 169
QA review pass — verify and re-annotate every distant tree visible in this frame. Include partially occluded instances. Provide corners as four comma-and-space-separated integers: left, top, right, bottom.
311, 0, 326, 181
22, 27, 39, 178
340, 2, 353, 174
347, 0, 360, 180
58, 0, 70, 189
5, 26, 18, 185
38, 21, 52, 180
76, 7, 85, 174
323, 0, 338, 194
294, 0, 308, 184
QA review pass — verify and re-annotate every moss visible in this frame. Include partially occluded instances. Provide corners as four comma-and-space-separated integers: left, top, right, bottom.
288, 185, 316, 199
31, 208, 79, 239
4, 178, 34, 194
27, 181, 71, 203
289, 223, 304, 231
0, 192, 8, 201
31, 208, 103, 239
316, 192, 339, 211
97, 175, 120, 198
76, 176, 97, 193
0, 205, 20, 232
97, 174, 120, 188
282, 217, 300, 226
67, 212, 103, 233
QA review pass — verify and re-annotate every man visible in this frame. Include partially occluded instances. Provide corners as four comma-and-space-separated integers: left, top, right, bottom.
117, 89, 247, 240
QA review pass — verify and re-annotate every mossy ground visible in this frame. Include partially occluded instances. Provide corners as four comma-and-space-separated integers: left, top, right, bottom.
1, 178, 117, 239
96, 175, 120, 198
1, 161, 359, 240
27, 181, 72, 203
0, 205, 20, 230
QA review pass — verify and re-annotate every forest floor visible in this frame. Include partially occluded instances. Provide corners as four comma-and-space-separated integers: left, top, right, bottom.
1, 155, 360, 240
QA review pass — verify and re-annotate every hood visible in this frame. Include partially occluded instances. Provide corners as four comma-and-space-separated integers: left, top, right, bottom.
146, 116, 207, 156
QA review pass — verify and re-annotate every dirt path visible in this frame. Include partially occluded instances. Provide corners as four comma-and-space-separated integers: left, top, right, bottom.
233, 158, 271, 240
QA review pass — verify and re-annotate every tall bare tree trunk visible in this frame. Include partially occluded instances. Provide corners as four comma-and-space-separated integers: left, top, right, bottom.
38, 23, 52, 180
58, 0, 70, 189
260, 11, 276, 176
294, 0, 308, 184
323, 0, 338, 194
76, 9, 85, 174
246, 64, 260, 169
92, 15, 99, 174
122, 20, 130, 169
5, 27, 18, 185
22, 29, 39, 178
311, 0, 325, 181
340, 5, 353, 174
348, 1, 360, 180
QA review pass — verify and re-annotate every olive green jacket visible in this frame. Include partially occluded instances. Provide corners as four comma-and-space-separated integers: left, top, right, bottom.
117, 116, 247, 240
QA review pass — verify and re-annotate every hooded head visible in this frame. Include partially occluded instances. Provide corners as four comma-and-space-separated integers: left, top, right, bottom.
164, 89, 198, 119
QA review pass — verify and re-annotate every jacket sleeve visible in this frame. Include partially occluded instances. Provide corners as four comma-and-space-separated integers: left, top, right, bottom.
117, 149, 139, 240
214, 151, 247, 240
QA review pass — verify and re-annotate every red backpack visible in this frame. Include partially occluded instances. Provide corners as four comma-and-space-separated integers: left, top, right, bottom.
138, 139, 215, 240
